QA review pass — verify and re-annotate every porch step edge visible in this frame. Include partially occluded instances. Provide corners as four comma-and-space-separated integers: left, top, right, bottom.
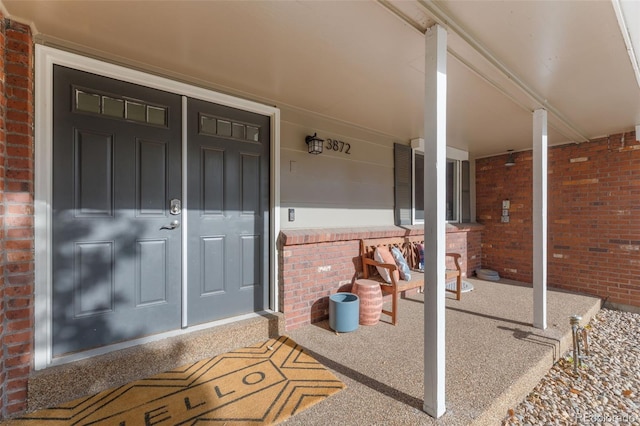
471, 297, 601, 425
26, 312, 284, 412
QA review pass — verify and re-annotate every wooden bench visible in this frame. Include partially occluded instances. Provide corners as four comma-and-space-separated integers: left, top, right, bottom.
360, 237, 462, 325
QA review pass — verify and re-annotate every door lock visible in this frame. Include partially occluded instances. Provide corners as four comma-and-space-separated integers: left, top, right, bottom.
170, 199, 181, 215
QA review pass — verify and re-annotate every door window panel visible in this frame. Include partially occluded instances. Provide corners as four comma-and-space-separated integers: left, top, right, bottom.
232, 123, 246, 139
198, 113, 262, 143
102, 97, 124, 118
217, 120, 232, 137
246, 126, 260, 142
200, 115, 217, 135
73, 87, 168, 127
147, 106, 167, 126
126, 101, 146, 122
76, 91, 101, 114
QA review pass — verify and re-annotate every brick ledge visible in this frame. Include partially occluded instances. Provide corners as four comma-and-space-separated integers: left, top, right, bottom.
279, 223, 483, 246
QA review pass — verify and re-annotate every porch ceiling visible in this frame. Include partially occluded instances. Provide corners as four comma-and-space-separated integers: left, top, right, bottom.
4, 0, 640, 158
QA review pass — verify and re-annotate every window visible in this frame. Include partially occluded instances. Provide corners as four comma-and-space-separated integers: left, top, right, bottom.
413, 154, 464, 222
394, 143, 470, 225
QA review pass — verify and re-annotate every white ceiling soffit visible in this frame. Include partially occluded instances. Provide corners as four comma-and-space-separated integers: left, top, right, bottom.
384, 0, 640, 146
2, 0, 640, 157
5, 1, 430, 143
423, 1, 640, 148
613, 0, 640, 89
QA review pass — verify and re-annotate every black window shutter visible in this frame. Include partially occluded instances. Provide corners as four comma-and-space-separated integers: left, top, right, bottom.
461, 160, 471, 222
394, 143, 412, 225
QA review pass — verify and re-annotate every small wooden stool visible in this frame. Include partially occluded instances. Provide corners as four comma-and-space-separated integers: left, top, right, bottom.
352, 279, 383, 325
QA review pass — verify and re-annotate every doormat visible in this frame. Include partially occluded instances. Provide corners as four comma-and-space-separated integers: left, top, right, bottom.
10, 336, 345, 425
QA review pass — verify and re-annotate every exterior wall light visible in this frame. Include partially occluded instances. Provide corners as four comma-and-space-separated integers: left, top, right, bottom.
505, 149, 515, 167
305, 133, 324, 155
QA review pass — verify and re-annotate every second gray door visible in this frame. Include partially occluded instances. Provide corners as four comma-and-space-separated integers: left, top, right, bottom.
186, 98, 270, 326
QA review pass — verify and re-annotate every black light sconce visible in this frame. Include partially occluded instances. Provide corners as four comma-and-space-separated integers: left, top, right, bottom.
505, 149, 515, 167
305, 133, 324, 155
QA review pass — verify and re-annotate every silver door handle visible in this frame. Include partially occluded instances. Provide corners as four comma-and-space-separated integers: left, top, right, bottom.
161, 220, 180, 230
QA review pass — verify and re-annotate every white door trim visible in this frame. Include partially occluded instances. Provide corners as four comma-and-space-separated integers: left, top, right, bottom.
181, 96, 189, 329
34, 45, 281, 369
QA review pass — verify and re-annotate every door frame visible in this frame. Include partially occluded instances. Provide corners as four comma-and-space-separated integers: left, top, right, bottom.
34, 45, 281, 369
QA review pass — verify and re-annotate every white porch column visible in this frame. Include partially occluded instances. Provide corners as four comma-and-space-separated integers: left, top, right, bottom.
423, 23, 447, 418
533, 108, 548, 329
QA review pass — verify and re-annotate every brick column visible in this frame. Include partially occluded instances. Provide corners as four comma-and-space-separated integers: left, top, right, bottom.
0, 12, 6, 417
1, 19, 34, 417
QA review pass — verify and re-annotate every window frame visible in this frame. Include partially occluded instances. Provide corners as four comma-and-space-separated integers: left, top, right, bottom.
411, 144, 468, 225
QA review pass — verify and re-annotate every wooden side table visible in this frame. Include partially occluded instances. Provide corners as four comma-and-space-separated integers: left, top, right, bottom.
353, 279, 383, 325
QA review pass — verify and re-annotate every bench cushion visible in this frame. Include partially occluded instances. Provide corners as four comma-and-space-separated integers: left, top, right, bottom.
379, 270, 424, 293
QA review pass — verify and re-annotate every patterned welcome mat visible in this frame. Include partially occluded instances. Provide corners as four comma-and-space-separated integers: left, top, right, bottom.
10, 336, 345, 425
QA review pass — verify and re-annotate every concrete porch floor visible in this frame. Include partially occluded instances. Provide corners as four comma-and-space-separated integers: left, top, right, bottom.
16, 278, 600, 425
284, 278, 601, 426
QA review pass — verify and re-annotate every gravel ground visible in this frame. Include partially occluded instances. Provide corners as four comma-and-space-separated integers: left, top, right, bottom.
502, 309, 640, 425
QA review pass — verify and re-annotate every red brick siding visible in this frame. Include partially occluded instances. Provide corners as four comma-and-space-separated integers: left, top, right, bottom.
446, 225, 483, 277
279, 224, 482, 330
0, 13, 6, 417
476, 151, 533, 282
476, 131, 640, 308
549, 133, 640, 307
0, 19, 34, 418
279, 239, 361, 330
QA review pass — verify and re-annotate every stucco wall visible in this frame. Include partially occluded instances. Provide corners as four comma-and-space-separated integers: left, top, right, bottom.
278, 108, 478, 231
279, 106, 396, 229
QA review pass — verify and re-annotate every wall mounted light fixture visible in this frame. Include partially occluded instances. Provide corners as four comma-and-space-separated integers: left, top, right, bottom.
305, 133, 324, 155
505, 149, 516, 167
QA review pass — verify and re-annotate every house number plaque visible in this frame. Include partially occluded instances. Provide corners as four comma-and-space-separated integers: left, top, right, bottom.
325, 138, 351, 154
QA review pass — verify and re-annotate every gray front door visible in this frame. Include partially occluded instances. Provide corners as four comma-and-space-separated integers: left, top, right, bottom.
186, 98, 270, 325
52, 66, 271, 356
52, 66, 182, 355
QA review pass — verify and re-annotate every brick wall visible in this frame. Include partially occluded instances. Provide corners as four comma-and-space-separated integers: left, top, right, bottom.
279, 224, 482, 330
446, 224, 483, 277
0, 19, 34, 417
0, 14, 5, 417
476, 151, 533, 283
476, 131, 640, 309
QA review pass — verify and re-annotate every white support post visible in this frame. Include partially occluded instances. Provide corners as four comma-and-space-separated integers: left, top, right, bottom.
533, 109, 548, 329
423, 23, 447, 418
